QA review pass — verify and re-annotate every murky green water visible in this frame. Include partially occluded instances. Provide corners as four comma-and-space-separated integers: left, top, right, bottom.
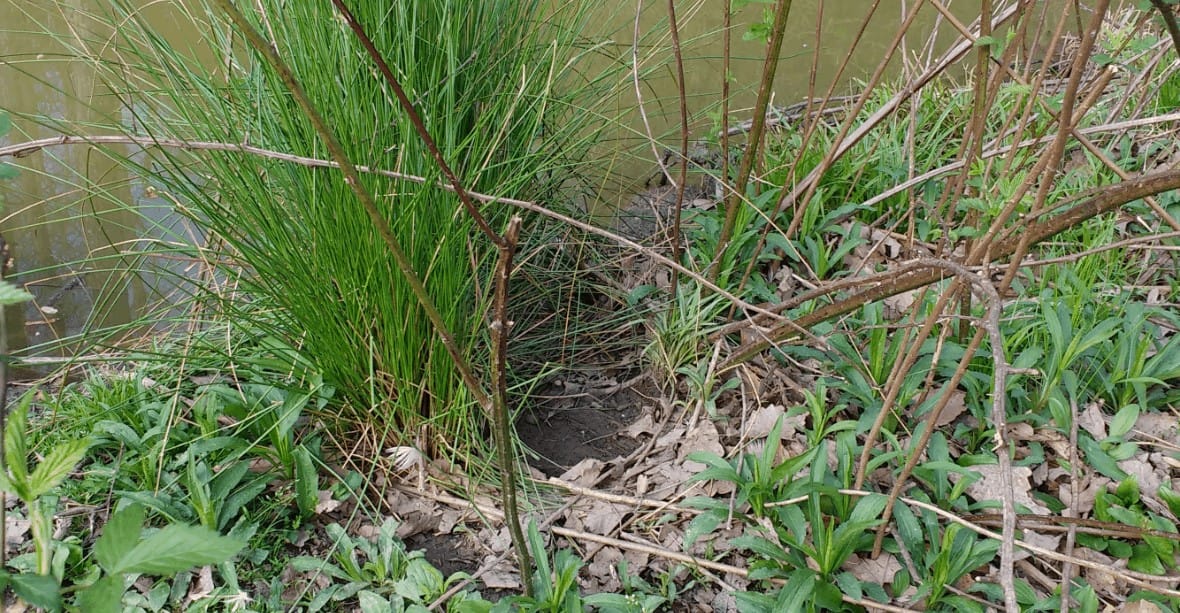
0, 0, 980, 352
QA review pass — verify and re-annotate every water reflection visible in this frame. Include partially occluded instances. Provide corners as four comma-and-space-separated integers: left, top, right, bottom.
0, 1, 198, 358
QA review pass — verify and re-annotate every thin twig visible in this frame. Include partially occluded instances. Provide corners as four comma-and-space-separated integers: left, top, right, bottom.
325, 0, 534, 589
1060, 395, 1081, 612
0, 135, 786, 326
1150, 0, 1180, 60
713, 0, 795, 279
490, 216, 531, 595
666, 0, 688, 289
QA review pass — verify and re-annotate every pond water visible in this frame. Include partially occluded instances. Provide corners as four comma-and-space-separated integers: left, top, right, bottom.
0, 0, 988, 356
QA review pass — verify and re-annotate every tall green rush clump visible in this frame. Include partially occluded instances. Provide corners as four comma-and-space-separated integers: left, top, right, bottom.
56, 0, 610, 458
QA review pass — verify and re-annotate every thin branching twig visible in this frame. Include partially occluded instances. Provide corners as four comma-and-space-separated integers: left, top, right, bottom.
713, 0, 794, 279
666, 0, 688, 289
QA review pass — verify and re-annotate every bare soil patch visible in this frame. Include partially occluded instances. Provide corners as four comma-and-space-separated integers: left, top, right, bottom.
516, 373, 648, 476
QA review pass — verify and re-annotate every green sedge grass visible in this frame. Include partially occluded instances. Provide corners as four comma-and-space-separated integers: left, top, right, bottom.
5, 0, 633, 468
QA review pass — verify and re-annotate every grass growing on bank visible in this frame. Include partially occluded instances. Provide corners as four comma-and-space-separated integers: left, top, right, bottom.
7, 0, 626, 462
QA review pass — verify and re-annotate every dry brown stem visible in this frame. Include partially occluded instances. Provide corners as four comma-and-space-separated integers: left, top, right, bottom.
721, 167, 1180, 369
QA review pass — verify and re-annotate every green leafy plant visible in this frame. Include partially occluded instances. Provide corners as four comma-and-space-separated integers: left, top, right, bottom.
0, 394, 91, 579
289, 518, 483, 611
685, 416, 817, 525
0, 389, 244, 611
199, 381, 322, 479
493, 522, 639, 613
74, 503, 244, 611
644, 288, 726, 391
731, 489, 888, 612
182, 458, 271, 533
1078, 478, 1180, 575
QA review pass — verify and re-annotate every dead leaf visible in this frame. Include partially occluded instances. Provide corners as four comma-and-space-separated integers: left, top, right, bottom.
744, 404, 785, 441
1059, 477, 1109, 516
6, 516, 28, 550
1078, 401, 1107, 440
1014, 531, 1060, 561
582, 502, 629, 535
677, 420, 724, 463
912, 389, 967, 428
965, 464, 1049, 514
560, 458, 605, 486
884, 290, 918, 319
1121, 600, 1164, 613
624, 414, 657, 439
481, 562, 520, 590
314, 490, 341, 515
1078, 548, 1124, 596
656, 425, 686, 449
185, 566, 215, 604
1133, 412, 1179, 442
1118, 457, 1161, 497
356, 523, 380, 539
845, 553, 902, 584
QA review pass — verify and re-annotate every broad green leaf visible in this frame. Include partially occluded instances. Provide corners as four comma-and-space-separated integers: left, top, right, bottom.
848, 494, 887, 523
357, 590, 393, 613
1158, 483, 1180, 518
218, 473, 269, 532
527, 521, 550, 594
734, 591, 776, 613
76, 574, 125, 612
814, 580, 844, 610
835, 571, 862, 601
583, 592, 633, 610
395, 558, 443, 602
451, 599, 494, 613
0, 280, 33, 307
684, 511, 723, 548
892, 502, 922, 562
1128, 544, 1166, 575
1078, 436, 1128, 481
1107, 540, 1133, 558
294, 446, 318, 518
1109, 404, 1140, 438
780, 568, 818, 611
208, 460, 250, 504
28, 437, 91, 499
1116, 478, 1141, 505
186, 460, 215, 530
1070, 318, 1121, 362
733, 534, 802, 564
5, 396, 31, 495
0, 467, 16, 496
3, 570, 60, 610
1108, 441, 1139, 461
111, 524, 244, 575
116, 490, 193, 524
95, 504, 145, 573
